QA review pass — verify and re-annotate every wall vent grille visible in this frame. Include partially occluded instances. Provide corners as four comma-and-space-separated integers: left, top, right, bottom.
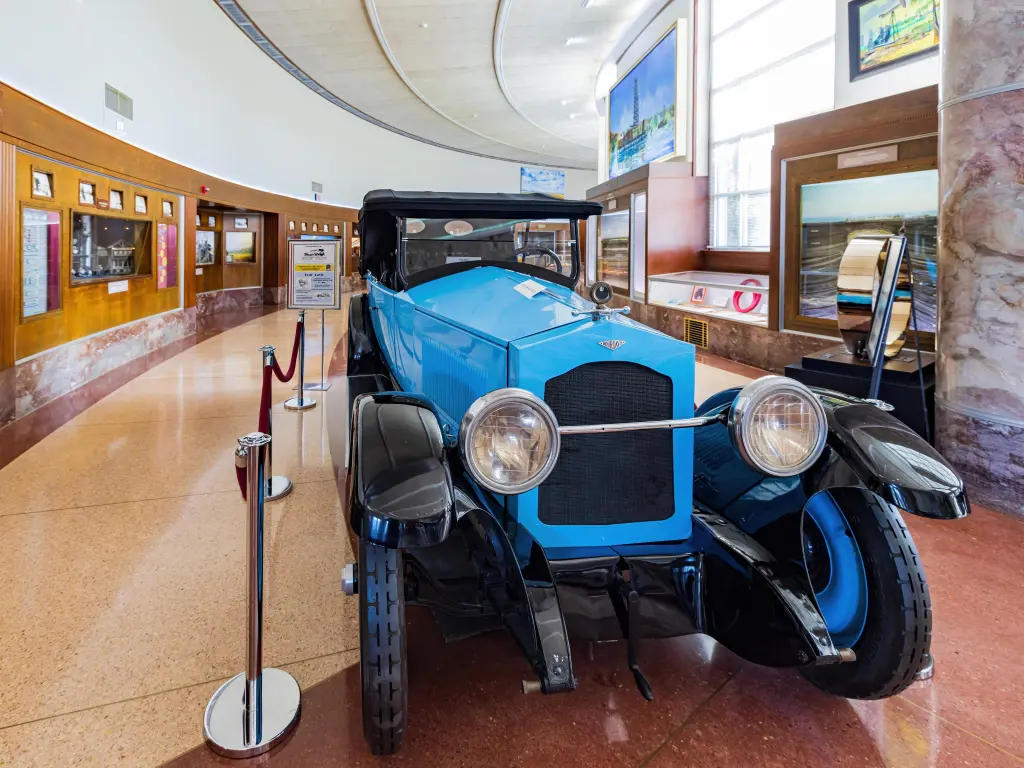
104, 84, 133, 120
683, 317, 709, 349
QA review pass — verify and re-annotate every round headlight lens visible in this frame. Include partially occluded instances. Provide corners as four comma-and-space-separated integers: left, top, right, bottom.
460, 389, 560, 495
729, 376, 827, 476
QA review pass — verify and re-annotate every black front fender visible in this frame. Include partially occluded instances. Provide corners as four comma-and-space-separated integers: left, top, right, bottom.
821, 401, 969, 520
346, 392, 454, 549
695, 387, 970, 521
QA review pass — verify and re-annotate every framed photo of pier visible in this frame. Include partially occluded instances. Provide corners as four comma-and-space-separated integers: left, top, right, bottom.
848, 0, 940, 80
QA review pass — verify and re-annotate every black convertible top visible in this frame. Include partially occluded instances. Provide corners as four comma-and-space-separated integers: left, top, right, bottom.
360, 189, 602, 219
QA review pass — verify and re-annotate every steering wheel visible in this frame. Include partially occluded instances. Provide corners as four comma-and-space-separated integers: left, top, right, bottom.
513, 245, 562, 273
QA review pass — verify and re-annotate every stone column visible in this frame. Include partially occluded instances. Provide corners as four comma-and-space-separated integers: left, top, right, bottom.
936, 2, 1024, 515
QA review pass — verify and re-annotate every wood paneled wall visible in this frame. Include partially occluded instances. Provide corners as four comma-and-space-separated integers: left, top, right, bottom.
12, 151, 181, 360
0, 80, 357, 369
195, 208, 224, 294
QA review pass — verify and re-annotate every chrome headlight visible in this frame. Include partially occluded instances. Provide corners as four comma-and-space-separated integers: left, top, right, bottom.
459, 388, 560, 495
729, 376, 827, 476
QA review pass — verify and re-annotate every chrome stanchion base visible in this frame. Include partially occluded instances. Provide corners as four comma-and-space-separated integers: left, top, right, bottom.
265, 475, 293, 501
915, 653, 935, 681
283, 396, 317, 411
204, 668, 301, 758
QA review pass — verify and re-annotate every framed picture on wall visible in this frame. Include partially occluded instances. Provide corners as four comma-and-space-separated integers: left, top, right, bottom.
31, 169, 53, 199
162, 200, 174, 218
196, 230, 216, 265
79, 181, 96, 206
289, 221, 295, 231
110, 190, 124, 211
848, 0, 940, 80
301, 222, 307, 232
333, 224, 339, 234
135, 194, 148, 214
207, 215, 216, 227
234, 217, 248, 229
225, 231, 256, 264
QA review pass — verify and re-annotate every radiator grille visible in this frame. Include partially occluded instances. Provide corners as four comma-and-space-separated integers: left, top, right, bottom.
683, 317, 709, 348
540, 362, 674, 526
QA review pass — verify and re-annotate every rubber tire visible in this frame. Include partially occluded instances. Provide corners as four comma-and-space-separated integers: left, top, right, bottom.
359, 539, 408, 754
802, 493, 931, 699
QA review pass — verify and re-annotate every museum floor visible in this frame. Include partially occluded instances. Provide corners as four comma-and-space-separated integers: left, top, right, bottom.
0, 296, 1021, 768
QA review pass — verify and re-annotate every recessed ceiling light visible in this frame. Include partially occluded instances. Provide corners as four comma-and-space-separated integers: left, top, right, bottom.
564, 36, 584, 46
419, 22, 429, 28
560, 99, 569, 106
569, 113, 577, 119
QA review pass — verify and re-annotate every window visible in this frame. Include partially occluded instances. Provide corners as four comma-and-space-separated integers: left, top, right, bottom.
597, 207, 629, 291
709, 0, 836, 248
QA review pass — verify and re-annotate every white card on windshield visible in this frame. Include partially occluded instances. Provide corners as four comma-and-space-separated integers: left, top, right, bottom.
514, 279, 545, 298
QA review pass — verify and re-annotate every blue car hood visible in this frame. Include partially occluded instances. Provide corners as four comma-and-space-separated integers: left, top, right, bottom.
404, 266, 592, 345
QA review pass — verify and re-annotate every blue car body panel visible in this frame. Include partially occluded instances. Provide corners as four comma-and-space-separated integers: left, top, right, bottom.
404, 266, 592, 345
510, 316, 695, 547
369, 265, 696, 552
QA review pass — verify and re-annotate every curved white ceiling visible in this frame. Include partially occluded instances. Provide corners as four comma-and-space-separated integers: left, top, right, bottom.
222, 0, 662, 170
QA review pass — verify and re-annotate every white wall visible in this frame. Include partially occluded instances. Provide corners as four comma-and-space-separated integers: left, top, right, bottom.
834, 0, 938, 109
0, 0, 596, 207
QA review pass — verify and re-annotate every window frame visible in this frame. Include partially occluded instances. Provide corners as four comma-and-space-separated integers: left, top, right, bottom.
707, 0, 836, 251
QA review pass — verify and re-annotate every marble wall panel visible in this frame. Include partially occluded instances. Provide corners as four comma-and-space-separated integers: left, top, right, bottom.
0, 308, 196, 427
195, 287, 264, 316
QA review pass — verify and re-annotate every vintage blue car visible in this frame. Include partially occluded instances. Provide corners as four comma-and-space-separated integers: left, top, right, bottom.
342, 190, 969, 755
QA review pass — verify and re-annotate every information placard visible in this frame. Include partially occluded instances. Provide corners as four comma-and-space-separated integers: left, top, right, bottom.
288, 240, 341, 310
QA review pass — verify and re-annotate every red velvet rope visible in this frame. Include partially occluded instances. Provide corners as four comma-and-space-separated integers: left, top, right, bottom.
272, 320, 303, 382
258, 364, 273, 434
236, 463, 248, 501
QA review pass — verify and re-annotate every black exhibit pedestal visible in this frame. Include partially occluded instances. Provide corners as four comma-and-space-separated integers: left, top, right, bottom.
785, 345, 935, 443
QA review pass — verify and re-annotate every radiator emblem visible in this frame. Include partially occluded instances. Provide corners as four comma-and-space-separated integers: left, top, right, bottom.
598, 339, 626, 350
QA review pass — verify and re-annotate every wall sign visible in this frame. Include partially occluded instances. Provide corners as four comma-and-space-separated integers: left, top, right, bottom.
288, 240, 341, 310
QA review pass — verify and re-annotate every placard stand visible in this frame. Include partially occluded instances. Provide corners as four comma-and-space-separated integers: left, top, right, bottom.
297, 310, 331, 391
286, 240, 341, 396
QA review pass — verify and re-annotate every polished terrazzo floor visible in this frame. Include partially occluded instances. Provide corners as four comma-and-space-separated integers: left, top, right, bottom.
0, 298, 1021, 767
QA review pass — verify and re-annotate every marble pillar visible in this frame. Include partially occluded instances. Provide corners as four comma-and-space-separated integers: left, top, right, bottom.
936, 2, 1024, 515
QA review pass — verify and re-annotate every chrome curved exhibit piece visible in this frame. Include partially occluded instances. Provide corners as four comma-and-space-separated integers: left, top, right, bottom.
836, 235, 912, 358
338, 190, 970, 756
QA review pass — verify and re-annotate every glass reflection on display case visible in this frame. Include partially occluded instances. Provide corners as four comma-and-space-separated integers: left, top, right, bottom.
648, 271, 769, 327
71, 213, 151, 283
597, 208, 629, 291
22, 207, 61, 318
799, 169, 937, 332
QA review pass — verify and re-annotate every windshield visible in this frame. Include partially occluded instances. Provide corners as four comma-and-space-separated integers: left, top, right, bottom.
400, 217, 579, 283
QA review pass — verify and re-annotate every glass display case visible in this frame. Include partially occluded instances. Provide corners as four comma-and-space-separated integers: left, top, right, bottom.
648, 270, 769, 326
71, 213, 151, 283
597, 207, 629, 291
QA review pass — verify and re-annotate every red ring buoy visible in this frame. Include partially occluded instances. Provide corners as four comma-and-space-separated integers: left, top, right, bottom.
733, 278, 763, 313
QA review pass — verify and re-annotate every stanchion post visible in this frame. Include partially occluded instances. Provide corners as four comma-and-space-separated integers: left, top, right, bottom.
204, 432, 301, 758
304, 309, 332, 391
259, 345, 293, 502
284, 310, 316, 412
